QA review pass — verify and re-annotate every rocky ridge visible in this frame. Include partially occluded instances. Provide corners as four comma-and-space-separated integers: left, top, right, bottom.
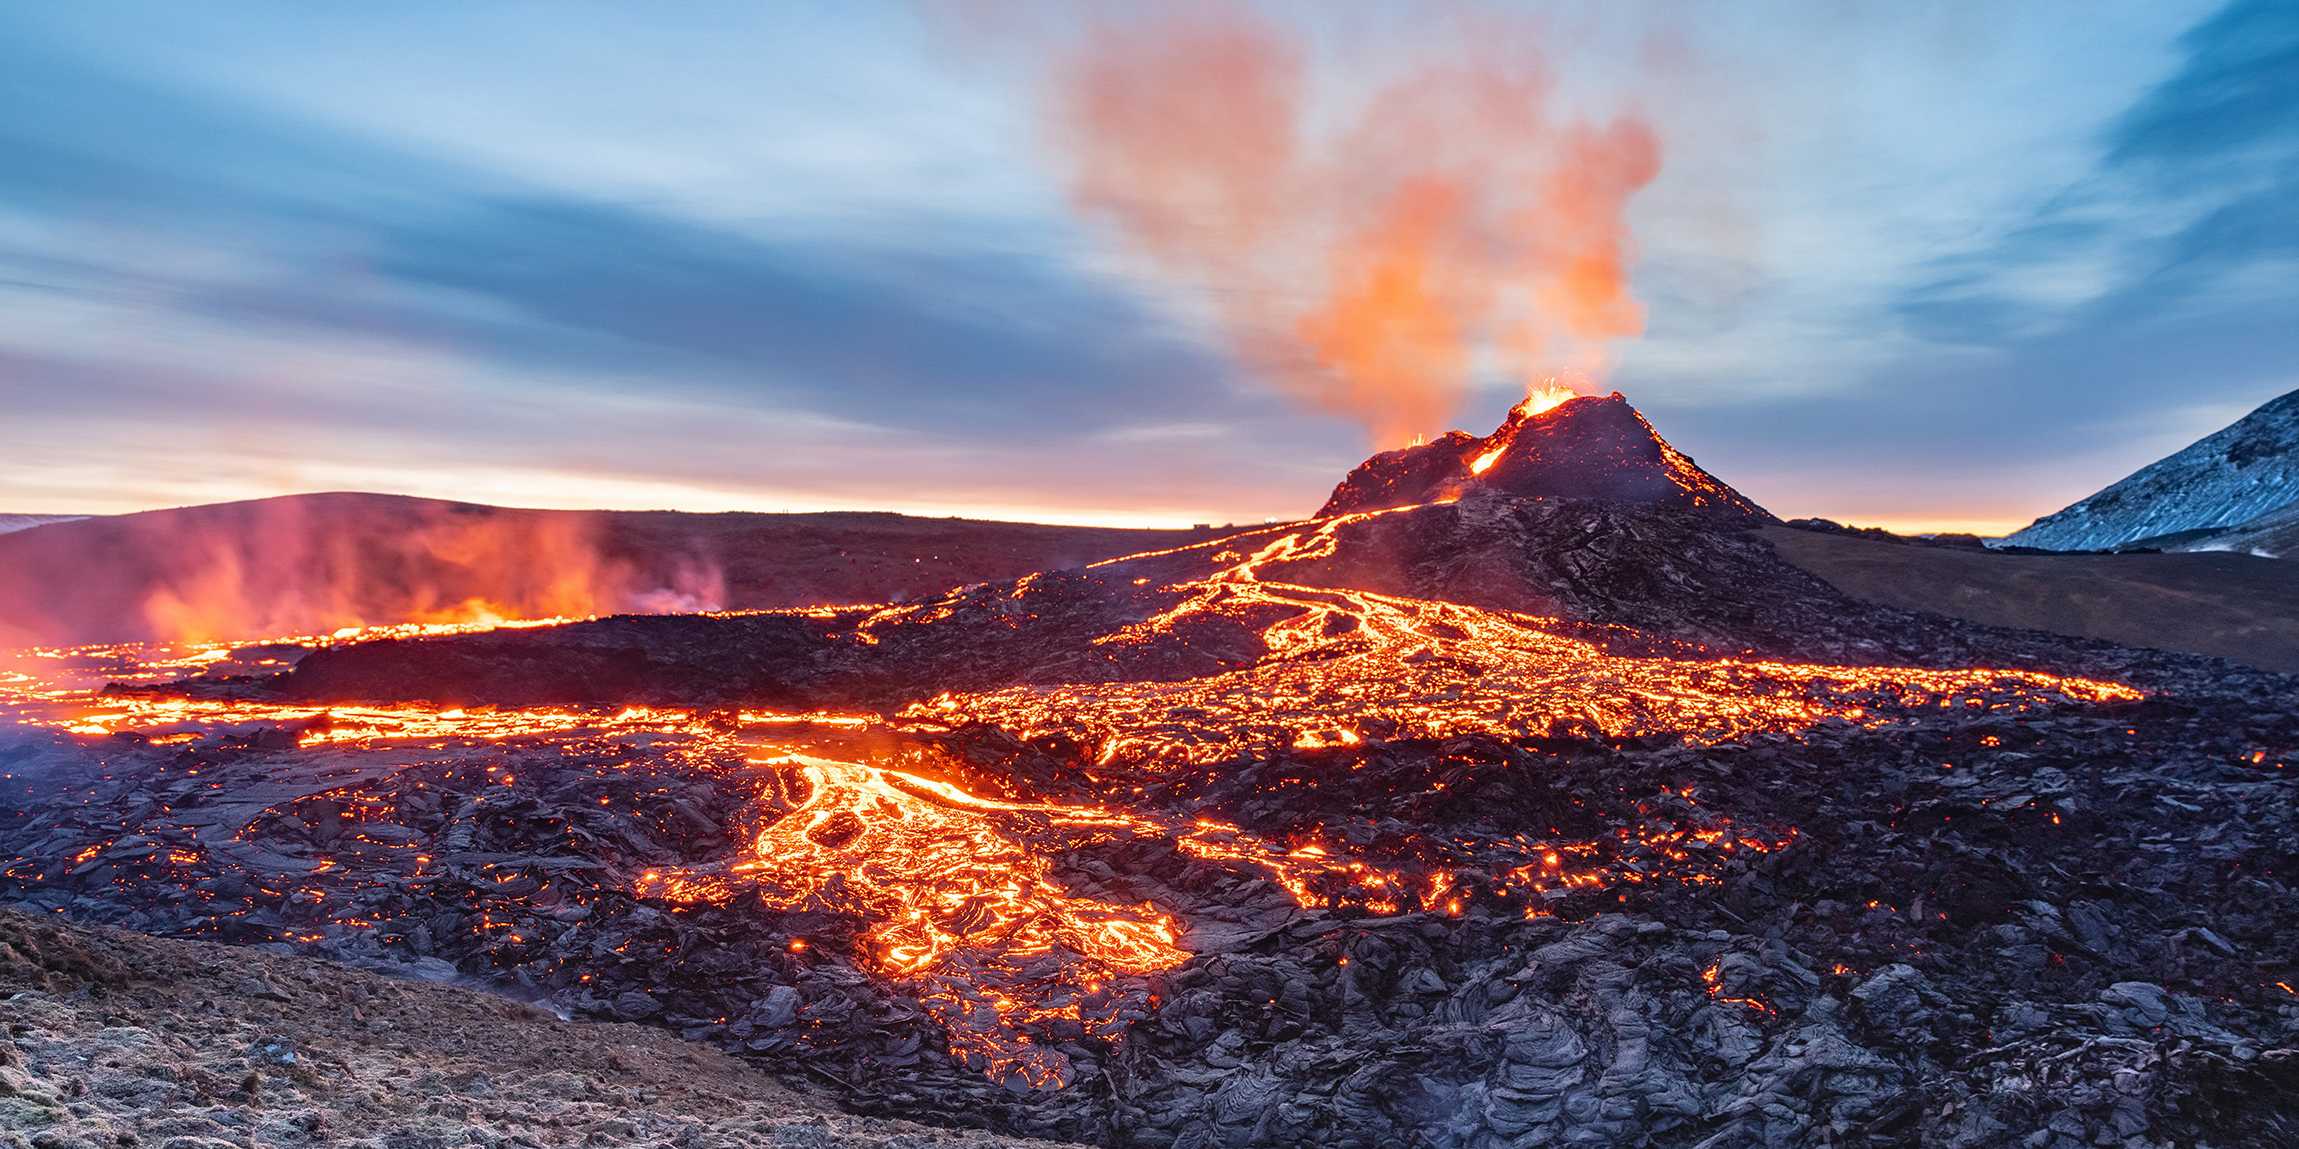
2007, 388, 2299, 553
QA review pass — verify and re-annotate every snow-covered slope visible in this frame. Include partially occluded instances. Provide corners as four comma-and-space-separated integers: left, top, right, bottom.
2005, 389, 2299, 552
0, 514, 84, 535
2168, 499, 2299, 559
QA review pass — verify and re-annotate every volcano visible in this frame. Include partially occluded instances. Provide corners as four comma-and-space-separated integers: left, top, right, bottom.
4, 403, 2296, 1148
1319, 390, 1767, 519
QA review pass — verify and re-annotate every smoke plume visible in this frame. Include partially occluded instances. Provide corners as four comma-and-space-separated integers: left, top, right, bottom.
0, 495, 725, 646
1054, 14, 1660, 446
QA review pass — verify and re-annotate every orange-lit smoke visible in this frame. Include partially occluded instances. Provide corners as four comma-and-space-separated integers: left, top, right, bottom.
0, 498, 724, 646
1054, 16, 1660, 447
140, 511, 717, 643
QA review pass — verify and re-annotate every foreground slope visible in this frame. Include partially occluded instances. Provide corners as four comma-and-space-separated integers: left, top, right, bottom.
2007, 388, 2299, 552
0, 909, 1053, 1149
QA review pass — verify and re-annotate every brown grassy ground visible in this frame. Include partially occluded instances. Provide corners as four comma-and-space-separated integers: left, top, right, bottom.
1762, 524, 2299, 672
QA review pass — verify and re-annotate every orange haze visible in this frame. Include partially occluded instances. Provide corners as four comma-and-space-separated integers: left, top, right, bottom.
138, 508, 721, 642
1055, 14, 1660, 447
0, 495, 725, 646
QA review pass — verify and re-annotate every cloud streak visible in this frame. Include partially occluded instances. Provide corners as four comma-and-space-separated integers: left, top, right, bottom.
1652, 0, 2299, 525
0, 27, 1335, 523
0, 2, 2291, 532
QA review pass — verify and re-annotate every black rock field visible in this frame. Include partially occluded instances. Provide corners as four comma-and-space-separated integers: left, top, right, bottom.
4, 402, 2297, 1147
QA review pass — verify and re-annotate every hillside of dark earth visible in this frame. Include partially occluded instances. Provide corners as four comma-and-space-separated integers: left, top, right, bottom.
1763, 523, 2299, 672
0, 908, 1062, 1149
1319, 392, 1764, 520
2007, 387, 2299, 555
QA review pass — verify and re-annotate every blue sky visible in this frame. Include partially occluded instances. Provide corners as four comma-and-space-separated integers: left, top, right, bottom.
1, 1, 2292, 532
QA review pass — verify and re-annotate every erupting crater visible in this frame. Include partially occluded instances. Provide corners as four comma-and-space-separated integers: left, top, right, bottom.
1320, 389, 1764, 518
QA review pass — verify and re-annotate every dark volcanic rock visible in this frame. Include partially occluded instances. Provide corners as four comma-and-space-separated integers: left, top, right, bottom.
1318, 392, 1767, 520
10, 665, 2296, 1147
263, 495, 2179, 711
9, 471, 2299, 1148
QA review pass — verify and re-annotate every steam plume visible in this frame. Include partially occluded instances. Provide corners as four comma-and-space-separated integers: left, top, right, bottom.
1054, 14, 1660, 446
0, 495, 725, 646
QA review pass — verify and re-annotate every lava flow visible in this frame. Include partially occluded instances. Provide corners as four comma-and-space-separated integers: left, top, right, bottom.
639, 753, 1188, 1087
0, 506, 2148, 1094
921, 509, 2140, 768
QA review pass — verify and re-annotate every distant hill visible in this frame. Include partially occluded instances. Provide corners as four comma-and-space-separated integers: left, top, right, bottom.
2155, 498, 2299, 558
0, 492, 1209, 646
2006, 389, 2299, 554
1765, 523, 2299, 671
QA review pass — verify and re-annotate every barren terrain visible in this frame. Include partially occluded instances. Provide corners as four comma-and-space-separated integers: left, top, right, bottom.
1763, 525, 2299, 671
7, 496, 2295, 1146
0, 908, 1053, 1149
0, 494, 1211, 647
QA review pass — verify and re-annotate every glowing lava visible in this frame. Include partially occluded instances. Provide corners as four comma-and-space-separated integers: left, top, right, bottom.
1517, 382, 1578, 419
0, 516, 2145, 1091
923, 510, 2141, 768
638, 754, 1186, 1088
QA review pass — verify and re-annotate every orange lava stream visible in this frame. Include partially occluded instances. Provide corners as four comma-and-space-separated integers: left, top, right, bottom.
914, 514, 2142, 767
0, 530, 2145, 1089
3, 624, 1418, 1088
631, 743, 1653, 1086
640, 753, 1187, 1087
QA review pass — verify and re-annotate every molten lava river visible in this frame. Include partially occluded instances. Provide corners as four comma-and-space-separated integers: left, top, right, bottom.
0, 516, 2142, 1090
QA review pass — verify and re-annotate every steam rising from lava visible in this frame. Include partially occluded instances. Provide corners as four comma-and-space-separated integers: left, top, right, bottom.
143, 510, 711, 642
0, 496, 725, 646
1054, 14, 1660, 446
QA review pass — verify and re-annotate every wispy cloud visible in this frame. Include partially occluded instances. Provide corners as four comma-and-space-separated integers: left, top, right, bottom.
0, 2, 2291, 531
0, 27, 1339, 523
1659, 0, 2299, 524
1893, 0, 2298, 341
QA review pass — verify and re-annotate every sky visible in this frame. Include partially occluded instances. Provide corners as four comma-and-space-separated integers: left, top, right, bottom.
1, 1, 2293, 534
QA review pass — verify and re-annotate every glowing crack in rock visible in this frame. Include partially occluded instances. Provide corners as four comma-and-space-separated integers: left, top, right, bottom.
638, 753, 1185, 1087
